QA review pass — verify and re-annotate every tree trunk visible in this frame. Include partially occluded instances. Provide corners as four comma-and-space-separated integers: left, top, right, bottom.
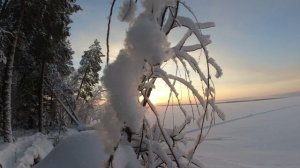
1, 0, 25, 143
1, 51, 15, 142
0, 0, 9, 17
37, 61, 45, 133
44, 80, 81, 126
76, 67, 88, 100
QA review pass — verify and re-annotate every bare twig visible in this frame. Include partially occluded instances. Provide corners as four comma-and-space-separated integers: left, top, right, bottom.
166, 0, 180, 35
106, 0, 116, 65
142, 92, 181, 168
137, 119, 145, 159
186, 45, 211, 168
121, 0, 133, 21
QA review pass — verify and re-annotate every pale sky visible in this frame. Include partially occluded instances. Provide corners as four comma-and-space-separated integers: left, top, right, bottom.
69, 0, 300, 101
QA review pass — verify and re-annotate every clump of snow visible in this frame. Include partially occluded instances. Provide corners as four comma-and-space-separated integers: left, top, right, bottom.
208, 57, 223, 78
125, 13, 173, 65
102, 8, 173, 134
142, 0, 165, 19
96, 106, 123, 154
0, 133, 53, 168
102, 50, 145, 132
15, 134, 53, 168
142, 0, 176, 20
0, 143, 16, 168
118, 0, 136, 22
113, 135, 141, 168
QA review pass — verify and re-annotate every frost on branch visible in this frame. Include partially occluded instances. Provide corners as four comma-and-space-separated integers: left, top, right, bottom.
142, 0, 176, 20
103, 0, 224, 167
125, 13, 173, 65
118, 0, 136, 22
208, 57, 223, 78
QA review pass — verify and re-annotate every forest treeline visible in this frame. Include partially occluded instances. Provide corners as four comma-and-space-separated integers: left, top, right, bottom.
0, 0, 104, 143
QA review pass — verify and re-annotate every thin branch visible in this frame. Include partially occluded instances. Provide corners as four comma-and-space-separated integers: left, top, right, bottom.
142, 92, 181, 168
179, 1, 200, 28
121, 0, 133, 21
137, 119, 145, 159
186, 44, 211, 168
106, 0, 116, 65
76, 66, 89, 100
159, 7, 168, 28
166, 0, 180, 35
44, 80, 81, 126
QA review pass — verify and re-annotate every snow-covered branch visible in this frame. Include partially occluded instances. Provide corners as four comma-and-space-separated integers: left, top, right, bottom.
101, 0, 224, 167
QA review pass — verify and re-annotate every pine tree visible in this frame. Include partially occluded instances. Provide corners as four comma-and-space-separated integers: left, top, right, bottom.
76, 39, 104, 101
1, 0, 25, 143
0, 0, 81, 137
19, 0, 80, 132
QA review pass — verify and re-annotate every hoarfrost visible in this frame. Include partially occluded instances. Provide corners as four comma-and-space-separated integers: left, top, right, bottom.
118, 0, 136, 22
142, 0, 167, 19
208, 57, 223, 78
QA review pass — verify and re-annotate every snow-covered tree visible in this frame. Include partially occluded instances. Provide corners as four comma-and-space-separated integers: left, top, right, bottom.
101, 0, 224, 167
75, 84, 104, 124
71, 39, 105, 124
76, 39, 104, 101
0, 0, 81, 139
1, 0, 25, 143
24, 0, 80, 132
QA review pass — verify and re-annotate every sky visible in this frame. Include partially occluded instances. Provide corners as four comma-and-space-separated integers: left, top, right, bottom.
69, 0, 300, 102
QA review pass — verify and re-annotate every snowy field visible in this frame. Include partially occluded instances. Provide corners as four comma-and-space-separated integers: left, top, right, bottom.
191, 95, 300, 168
33, 95, 300, 168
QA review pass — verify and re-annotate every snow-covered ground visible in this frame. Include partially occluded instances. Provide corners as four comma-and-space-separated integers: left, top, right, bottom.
191, 96, 300, 168
0, 133, 53, 168
34, 131, 107, 168
33, 96, 300, 168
